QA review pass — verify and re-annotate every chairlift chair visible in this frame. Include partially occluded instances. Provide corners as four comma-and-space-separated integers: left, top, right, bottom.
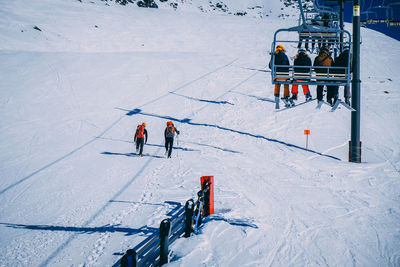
297, 0, 341, 54
312, 0, 337, 12
270, 0, 352, 87
270, 25, 352, 87
368, 0, 388, 20
298, 10, 340, 47
301, 10, 339, 28
387, 1, 400, 25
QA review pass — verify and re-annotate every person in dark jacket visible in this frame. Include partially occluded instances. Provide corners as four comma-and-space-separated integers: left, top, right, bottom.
134, 122, 148, 157
313, 46, 336, 104
164, 121, 180, 158
332, 48, 351, 105
269, 44, 290, 109
291, 49, 313, 102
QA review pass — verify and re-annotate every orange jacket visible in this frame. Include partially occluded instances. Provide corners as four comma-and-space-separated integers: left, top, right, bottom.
313, 51, 333, 73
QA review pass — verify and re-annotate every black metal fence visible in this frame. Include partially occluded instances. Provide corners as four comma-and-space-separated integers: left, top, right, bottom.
115, 178, 213, 267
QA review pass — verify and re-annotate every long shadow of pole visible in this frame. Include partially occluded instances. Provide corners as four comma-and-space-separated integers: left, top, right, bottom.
169, 92, 234, 105
122, 108, 340, 161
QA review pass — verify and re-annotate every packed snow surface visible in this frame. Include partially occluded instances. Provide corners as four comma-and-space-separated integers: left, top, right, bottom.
0, 0, 399, 266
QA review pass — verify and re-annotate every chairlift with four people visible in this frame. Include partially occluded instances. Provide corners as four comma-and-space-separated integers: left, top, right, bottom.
270, 0, 352, 87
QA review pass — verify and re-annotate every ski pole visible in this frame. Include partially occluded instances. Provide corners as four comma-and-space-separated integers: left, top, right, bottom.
176, 133, 179, 158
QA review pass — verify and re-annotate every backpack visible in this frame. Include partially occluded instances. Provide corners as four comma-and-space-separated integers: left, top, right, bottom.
136, 125, 145, 138
165, 126, 175, 138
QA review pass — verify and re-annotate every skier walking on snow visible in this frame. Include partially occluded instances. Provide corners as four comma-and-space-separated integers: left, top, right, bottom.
164, 121, 180, 158
134, 122, 148, 157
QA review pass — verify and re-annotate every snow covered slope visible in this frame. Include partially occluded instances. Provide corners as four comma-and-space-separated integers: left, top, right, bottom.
0, 0, 399, 266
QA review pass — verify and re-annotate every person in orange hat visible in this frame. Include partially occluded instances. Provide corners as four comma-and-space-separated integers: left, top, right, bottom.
269, 44, 291, 109
164, 121, 180, 158
134, 122, 148, 157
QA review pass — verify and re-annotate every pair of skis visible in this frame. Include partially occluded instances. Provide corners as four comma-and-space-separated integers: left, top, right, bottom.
316, 99, 355, 112
276, 97, 354, 112
275, 97, 315, 112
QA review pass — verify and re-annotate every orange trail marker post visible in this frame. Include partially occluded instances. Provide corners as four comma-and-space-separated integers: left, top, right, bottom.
304, 130, 310, 151
200, 176, 214, 216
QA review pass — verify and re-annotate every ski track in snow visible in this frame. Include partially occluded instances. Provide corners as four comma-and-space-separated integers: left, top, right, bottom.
0, 58, 237, 197
35, 58, 244, 265
86, 155, 167, 265
22, 55, 264, 265
39, 144, 163, 266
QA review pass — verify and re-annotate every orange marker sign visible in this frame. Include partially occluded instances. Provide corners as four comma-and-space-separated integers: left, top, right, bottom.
304, 130, 310, 150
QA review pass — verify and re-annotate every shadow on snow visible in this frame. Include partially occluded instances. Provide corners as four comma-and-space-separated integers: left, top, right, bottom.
0, 222, 157, 236
101, 151, 164, 158
183, 141, 241, 154
122, 108, 340, 161
230, 90, 275, 103
169, 92, 234, 105
97, 136, 238, 154
0, 201, 181, 236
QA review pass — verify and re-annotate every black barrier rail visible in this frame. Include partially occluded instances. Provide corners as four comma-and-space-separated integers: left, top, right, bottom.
118, 179, 212, 267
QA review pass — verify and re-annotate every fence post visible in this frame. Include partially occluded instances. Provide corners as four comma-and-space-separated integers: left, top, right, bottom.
194, 191, 203, 232
120, 249, 137, 267
184, 199, 194, 237
201, 176, 214, 216
159, 218, 171, 265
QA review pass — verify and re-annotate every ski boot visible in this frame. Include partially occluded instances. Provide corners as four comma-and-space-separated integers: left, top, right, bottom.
333, 96, 338, 106
316, 100, 324, 109
345, 97, 350, 105
275, 96, 280, 109
305, 91, 312, 101
281, 96, 291, 108
288, 96, 295, 107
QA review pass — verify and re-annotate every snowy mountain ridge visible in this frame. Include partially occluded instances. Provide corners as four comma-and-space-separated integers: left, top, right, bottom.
106, 0, 293, 17
0, 0, 294, 52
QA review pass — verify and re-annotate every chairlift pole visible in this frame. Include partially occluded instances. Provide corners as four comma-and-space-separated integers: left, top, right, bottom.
339, 0, 345, 52
350, 0, 361, 163
298, 0, 308, 28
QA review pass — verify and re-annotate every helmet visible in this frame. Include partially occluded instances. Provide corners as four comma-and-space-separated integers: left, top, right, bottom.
320, 46, 329, 53
276, 44, 285, 52
142, 122, 146, 127
298, 49, 307, 56
167, 121, 173, 126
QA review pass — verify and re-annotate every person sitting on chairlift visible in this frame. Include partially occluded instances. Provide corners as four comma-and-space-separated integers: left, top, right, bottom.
331, 48, 352, 105
269, 44, 290, 109
313, 46, 336, 105
291, 49, 313, 102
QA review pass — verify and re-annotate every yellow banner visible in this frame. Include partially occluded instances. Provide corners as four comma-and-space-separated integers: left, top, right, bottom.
354, 6, 360, 17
